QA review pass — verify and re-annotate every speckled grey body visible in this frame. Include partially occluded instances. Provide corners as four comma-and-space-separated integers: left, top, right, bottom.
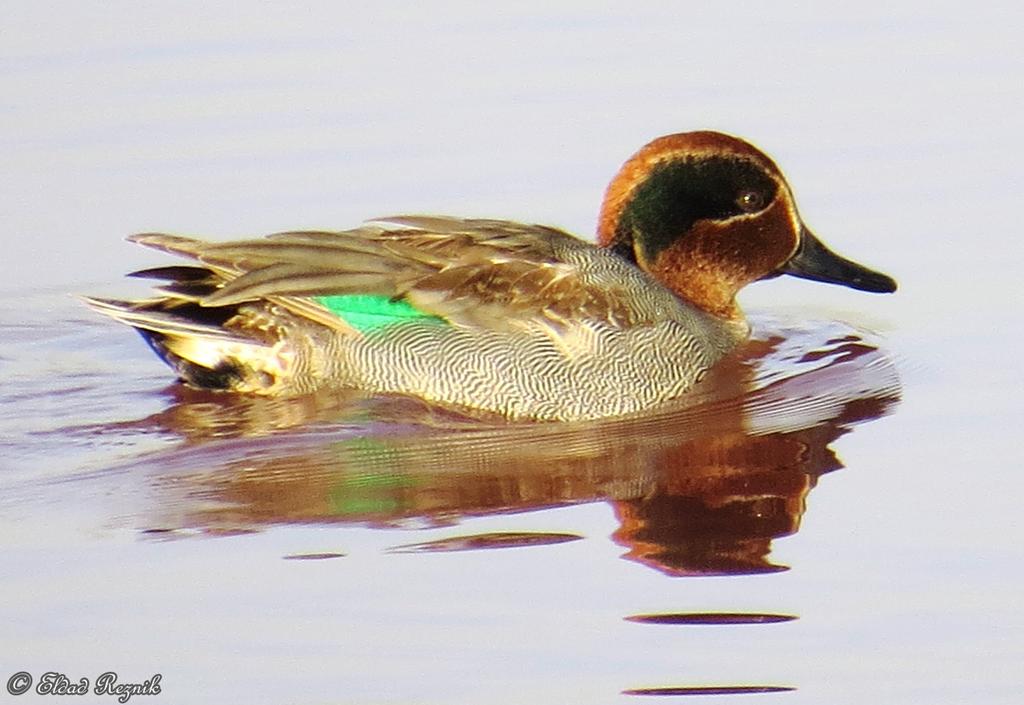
319, 318, 728, 420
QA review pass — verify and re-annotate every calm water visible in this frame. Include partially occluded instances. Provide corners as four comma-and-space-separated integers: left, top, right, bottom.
3, 5, 1022, 705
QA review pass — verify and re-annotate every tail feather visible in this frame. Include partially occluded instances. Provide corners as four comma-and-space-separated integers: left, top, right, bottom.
80, 296, 245, 342
81, 296, 285, 393
127, 265, 216, 282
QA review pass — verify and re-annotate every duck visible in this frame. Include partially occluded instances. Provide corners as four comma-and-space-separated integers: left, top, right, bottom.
85, 131, 896, 421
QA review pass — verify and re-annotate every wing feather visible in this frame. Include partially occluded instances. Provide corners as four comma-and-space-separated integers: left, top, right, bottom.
125, 216, 664, 334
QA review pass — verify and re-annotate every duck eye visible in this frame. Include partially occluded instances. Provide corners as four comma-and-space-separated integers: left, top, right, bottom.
736, 190, 765, 213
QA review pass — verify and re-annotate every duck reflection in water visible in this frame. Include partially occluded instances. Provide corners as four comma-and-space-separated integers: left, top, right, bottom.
122, 317, 899, 577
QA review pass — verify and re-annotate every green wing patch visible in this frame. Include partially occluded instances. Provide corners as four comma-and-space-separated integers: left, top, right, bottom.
315, 294, 447, 332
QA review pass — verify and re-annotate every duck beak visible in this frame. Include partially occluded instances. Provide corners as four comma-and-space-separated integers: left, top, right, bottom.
780, 227, 897, 293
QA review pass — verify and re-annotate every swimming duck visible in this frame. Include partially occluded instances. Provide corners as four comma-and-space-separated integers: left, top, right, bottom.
85, 131, 896, 421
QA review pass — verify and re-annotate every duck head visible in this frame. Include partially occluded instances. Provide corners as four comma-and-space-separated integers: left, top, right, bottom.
598, 131, 896, 319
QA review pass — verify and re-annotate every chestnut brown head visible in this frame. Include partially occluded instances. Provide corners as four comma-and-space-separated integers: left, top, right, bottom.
598, 131, 895, 319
